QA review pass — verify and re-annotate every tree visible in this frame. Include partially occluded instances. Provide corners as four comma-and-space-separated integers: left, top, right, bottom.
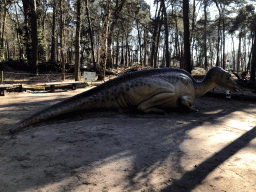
150, 1, 163, 68
250, 14, 256, 82
21, 0, 38, 74
85, 0, 96, 69
105, 0, 126, 69
98, 0, 110, 81
183, 0, 191, 73
161, 0, 170, 67
59, 0, 65, 80
213, 0, 244, 69
75, 0, 81, 81
51, 0, 56, 62
0, 0, 7, 61
2, 0, 256, 83
203, 0, 208, 69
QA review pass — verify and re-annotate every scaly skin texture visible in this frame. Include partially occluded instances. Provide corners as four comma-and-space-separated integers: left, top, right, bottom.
9, 67, 237, 134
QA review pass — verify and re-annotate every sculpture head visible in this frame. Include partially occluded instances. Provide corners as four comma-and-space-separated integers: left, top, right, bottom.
208, 67, 238, 92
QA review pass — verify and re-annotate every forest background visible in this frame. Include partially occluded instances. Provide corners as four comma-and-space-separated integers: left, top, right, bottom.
0, 0, 256, 82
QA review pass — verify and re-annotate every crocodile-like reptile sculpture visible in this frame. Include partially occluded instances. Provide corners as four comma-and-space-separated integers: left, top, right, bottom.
10, 66, 237, 134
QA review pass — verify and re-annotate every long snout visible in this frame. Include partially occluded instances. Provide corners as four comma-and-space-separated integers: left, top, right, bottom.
228, 80, 238, 92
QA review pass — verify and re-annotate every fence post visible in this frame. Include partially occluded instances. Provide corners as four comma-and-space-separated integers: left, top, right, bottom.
0, 71, 3, 84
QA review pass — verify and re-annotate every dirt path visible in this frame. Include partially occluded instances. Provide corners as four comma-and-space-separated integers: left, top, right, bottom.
0, 88, 256, 192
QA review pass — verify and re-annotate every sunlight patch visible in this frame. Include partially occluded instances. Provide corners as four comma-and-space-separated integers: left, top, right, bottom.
203, 109, 223, 115
228, 120, 254, 131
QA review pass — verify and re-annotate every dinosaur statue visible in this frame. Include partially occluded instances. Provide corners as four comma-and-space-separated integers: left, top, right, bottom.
9, 66, 237, 134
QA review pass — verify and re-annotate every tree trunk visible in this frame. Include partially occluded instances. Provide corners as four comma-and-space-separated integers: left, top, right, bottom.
174, 16, 180, 60
98, 0, 110, 81
183, 0, 191, 73
14, 2, 23, 61
21, 0, 38, 74
237, 32, 242, 72
203, 1, 207, 70
143, 28, 148, 67
150, 4, 162, 67
29, 0, 38, 75
115, 31, 119, 67
106, 34, 112, 68
216, 17, 221, 67
231, 34, 236, 71
247, 31, 253, 72
105, 0, 126, 69
59, 0, 65, 80
154, 13, 163, 68
191, 0, 196, 67
222, 13, 226, 69
0, 0, 7, 61
120, 36, 124, 66
85, 0, 96, 69
5, 39, 9, 60
51, 0, 56, 62
161, 0, 170, 67
250, 29, 256, 82
136, 20, 142, 65
75, 0, 81, 81
125, 30, 129, 67
22, 0, 31, 63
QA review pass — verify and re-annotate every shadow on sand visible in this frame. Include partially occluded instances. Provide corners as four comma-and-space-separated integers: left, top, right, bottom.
161, 126, 256, 192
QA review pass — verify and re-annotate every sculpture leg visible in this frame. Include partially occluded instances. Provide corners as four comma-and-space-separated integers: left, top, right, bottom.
179, 94, 194, 108
178, 94, 198, 112
138, 92, 175, 113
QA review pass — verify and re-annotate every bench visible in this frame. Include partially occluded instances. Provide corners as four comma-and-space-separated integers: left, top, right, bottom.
0, 85, 13, 96
45, 81, 82, 92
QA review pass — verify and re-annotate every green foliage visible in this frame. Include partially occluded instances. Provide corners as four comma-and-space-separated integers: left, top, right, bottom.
37, 27, 47, 62
0, 0, 255, 76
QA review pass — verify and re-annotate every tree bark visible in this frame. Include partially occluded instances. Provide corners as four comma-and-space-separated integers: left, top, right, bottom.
161, 0, 170, 67
191, 0, 196, 67
125, 31, 129, 67
59, 0, 65, 80
29, 0, 38, 75
14, 2, 23, 61
51, 0, 56, 62
115, 30, 119, 67
237, 32, 242, 72
98, 0, 110, 81
21, 0, 38, 74
222, 13, 226, 69
136, 20, 142, 65
0, 0, 7, 61
154, 12, 163, 68
250, 29, 256, 82
75, 0, 81, 81
150, 3, 162, 68
216, 17, 221, 67
203, 0, 207, 69
143, 28, 148, 67
121, 36, 124, 66
85, 0, 96, 69
104, 0, 126, 69
183, 0, 191, 73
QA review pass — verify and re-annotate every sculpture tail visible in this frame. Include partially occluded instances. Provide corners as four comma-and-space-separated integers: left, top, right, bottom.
9, 96, 84, 134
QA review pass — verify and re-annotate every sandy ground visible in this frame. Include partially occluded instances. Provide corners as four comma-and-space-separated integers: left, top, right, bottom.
0, 87, 256, 192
